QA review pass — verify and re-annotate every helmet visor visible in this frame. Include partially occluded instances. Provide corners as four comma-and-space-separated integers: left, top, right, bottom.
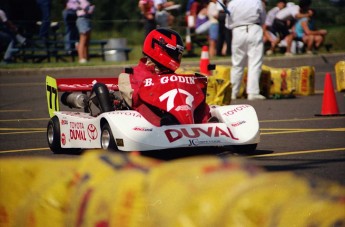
159, 38, 184, 62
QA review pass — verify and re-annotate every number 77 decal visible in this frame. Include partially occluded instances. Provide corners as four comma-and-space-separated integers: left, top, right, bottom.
46, 76, 60, 117
159, 88, 194, 111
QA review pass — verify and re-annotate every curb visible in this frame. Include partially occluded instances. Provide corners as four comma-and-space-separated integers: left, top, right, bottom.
0, 52, 344, 77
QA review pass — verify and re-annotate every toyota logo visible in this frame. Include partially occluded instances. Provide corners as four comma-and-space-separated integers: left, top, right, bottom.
87, 124, 98, 140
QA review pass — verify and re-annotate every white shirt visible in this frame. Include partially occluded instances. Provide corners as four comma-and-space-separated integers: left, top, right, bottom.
66, 0, 79, 10
0, 9, 8, 23
225, 0, 266, 29
76, 0, 94, 17
265, 6, 280, 27
207, 1, 219, 24
154, 0, 166, 10
275, 4, 300, 21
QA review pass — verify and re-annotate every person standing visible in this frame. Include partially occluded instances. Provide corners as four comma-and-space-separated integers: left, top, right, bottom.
63, 0, 79, 53
0, 8, 27, 63
216, 0, 231, 56
225, 0, 266, 100
154, 0, 175, 28
207, 0, 219, 57
138, 0, 156, 37
76, 0, 95, 64
36, 0, 51, 40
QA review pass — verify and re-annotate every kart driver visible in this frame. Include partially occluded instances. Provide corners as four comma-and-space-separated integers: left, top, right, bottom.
118, 28, 211, 126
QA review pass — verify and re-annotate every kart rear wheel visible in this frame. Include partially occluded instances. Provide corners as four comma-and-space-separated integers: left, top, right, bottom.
47, 116, 81, 154
101, 122, 118, 151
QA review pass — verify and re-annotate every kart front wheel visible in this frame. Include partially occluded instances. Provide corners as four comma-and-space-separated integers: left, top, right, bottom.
101, 122, 118, 151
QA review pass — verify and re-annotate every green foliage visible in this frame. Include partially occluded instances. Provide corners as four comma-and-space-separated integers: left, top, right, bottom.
324, 26, 345, 51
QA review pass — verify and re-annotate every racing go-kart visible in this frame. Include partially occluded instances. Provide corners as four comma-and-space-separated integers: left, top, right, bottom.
46, 71, 260, 154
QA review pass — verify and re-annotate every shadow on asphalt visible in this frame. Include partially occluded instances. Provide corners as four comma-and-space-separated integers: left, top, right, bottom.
140, 147, 275, 161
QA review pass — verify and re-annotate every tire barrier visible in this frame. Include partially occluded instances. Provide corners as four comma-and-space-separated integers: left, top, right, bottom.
177, 64, 316, 105
0, 150, 344, 227
263, 65, 315, 97
335, 61, 345, 92
205, 65, 232, 106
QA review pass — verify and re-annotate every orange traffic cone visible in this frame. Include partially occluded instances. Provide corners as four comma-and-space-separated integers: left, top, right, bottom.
200, 45, 210, 75
185, 28, 192, 54
184, 27, 197, 57
315, 73, 345, 116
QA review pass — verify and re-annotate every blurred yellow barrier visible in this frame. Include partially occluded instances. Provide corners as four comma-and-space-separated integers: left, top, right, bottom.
335, 61, 345, 92
0, 150, 344, 227
207, 65, 232, 105
145, 156, 262, 227
0, 158, 77, 227
263, 65, 315, 96
64, 150, 159, 227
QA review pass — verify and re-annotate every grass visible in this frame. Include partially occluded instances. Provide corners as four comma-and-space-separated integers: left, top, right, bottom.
1, 26, 344, 70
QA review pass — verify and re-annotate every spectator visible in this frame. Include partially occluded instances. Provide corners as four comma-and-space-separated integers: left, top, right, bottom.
139, 0, 156, 37
194, 3, 210, 34
207, 0, 219, 57
263, 0, 286, 55
154, 0, 175, 28
76, 0, 95, 64
187, 0, 210, 35
216, 0, 232, 56
225, 0, 266, 100
36, 0, 51, 40
272, 0, 312, 56
185, 0, 196, 15
0, 8, 26, 64
294, 8, 327, 54
62, 0, 79, 53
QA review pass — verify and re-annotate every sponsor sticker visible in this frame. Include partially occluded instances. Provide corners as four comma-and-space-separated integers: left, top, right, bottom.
70, 122, 86, 141
164, 126, 238, 143
61, 133, 66, 145
133, 127, 153, 132
87, 124, 98, 140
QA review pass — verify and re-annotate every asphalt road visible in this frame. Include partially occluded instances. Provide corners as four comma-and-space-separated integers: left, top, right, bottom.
0, 53, 344, 185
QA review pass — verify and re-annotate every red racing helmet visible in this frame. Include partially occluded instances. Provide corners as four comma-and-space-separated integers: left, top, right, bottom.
143, 28, 184, 72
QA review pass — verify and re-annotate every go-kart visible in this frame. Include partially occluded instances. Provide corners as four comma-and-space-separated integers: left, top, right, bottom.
45, 71, 260, 154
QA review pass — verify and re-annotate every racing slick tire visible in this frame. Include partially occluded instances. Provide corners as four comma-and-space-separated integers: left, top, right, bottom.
47, 116, 81, 154
231, 144, 258, 153
101, 122, 118, 151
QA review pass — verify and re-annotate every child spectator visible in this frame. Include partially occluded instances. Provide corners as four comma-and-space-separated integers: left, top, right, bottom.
294, 8, 327, 54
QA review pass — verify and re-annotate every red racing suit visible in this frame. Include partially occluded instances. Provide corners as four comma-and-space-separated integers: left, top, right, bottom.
126, 57, 211, 126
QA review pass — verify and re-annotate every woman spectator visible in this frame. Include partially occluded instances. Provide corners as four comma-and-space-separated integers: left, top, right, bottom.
207, 0, 219, 57
76, 0, 95, 64
62, 0, 79, 53
294, 8, 327, 54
